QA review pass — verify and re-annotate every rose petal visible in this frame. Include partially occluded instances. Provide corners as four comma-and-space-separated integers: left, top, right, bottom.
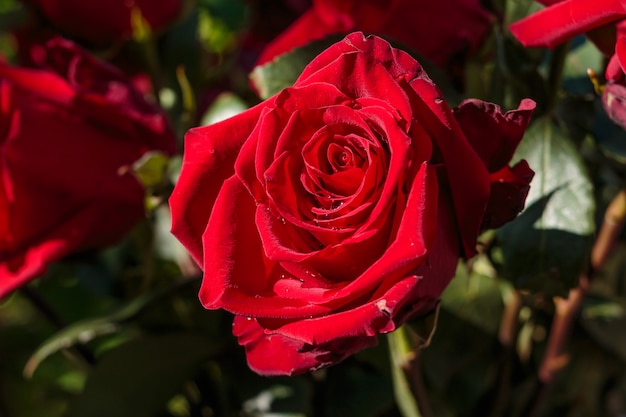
0, 63, 76, 107
453, 98, 535, 173
232, 314, 378, 376
170, 103, 265, 264
316, 162, 438, 304
482, 161, 534, 230
199, 176, 334, 318
295, 33, 420, 124
233, 189, 460, 376
407, 77, 490, 257
509, 0, 626, 48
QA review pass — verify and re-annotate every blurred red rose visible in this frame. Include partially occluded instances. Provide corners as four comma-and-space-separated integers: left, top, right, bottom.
509, 0, 626, 128
255, 0, 493, 71
509, 0, 626, 51
170, 32, 534, 376
0, 38, 176, 298
20, 0, 183, 46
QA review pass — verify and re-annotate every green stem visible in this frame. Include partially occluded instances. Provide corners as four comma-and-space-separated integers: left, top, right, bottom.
488, 290, 523, 417
409, 352, 434, 417
19, 286, 96, 367
546, 42, 570, 111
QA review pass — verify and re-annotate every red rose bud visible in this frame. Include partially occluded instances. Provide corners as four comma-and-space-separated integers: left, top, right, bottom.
256, 0, 492, 70
20, 0, 183, 46
0, 38, 176, 299
170, 33, 535, 376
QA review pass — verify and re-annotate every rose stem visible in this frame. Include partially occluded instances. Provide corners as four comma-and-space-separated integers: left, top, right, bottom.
546, 42, 570, 112
591, 188, 626, 268
522, 187, 626, 417
409, 351, 434, 417
487, 289, 523, 417
19, 286, 96, 366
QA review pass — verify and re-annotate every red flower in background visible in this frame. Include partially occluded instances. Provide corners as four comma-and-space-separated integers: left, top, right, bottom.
20, 0, 183, 46
0, 38, 176, 298
255, 0, 493, 71
509, 0, 626, 128
170, 33, 534, 376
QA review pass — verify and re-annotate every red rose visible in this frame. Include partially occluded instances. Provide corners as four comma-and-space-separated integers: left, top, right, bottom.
20, 0, 183, 46
170, 33, 534, 376
510, 0, 626, 128
0, 38, 176, 298
509, 0, 626, 51
255, 0, 493, 70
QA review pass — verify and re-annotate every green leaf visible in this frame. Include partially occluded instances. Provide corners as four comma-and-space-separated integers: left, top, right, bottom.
129, 150, 170, 189
67, 333, 216, 417
200, 91, 248, 126
440, 260, 505, 335
497, 117, 595, 296
593, 102, 626, 168
242, 382, 309, 417
24, 278, 199, 377
419, 309, 499, 415
563, 39, 603, 81
322, 359, 395, 417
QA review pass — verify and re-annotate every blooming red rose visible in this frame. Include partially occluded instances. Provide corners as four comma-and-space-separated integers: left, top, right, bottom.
255, 0, 493, 70
170, 32, 534, 376
20, 0, 183, 46
510, 0, 626, 128
0, 38, 176, 298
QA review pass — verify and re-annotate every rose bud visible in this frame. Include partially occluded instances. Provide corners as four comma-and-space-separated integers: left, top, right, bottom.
19, 0, 183, 46
0, 38, 176, 299
603, 80, 626, 130
170, 32, 534, 376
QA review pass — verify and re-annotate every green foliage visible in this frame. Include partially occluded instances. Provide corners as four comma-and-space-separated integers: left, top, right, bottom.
24, 277, 200, 377
497, 117, 595, 296
67, 333, 217, 417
